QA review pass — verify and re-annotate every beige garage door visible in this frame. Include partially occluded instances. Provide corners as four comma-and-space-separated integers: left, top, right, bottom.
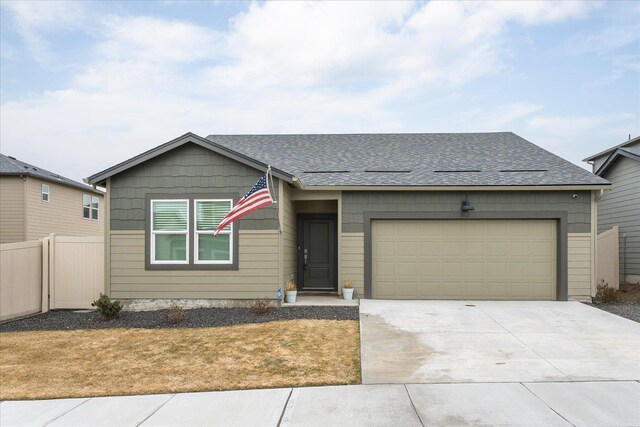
372, 220, 557, 300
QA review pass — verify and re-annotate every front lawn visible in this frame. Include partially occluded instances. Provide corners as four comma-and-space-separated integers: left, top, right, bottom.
0, 319, 360, 400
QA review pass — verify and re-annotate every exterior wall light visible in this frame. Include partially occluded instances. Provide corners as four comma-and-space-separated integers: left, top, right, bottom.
461, 200, 475, 215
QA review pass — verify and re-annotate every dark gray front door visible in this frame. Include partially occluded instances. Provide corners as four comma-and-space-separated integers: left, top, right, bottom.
297, 215, 337, 291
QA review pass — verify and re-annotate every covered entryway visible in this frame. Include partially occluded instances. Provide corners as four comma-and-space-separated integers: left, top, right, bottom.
372, 219, 557, 300
297, 214, 337, 291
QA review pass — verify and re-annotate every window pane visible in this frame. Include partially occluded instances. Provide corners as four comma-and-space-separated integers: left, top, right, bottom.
153, 201, 187, 231
198, 234, 231, 261
83, 207, 90, 219
155, 234, 187, 261
91, 208, 98, 220
42, 184, 49, 193
196, 200, 231, 231
91, 196, 99, 209
42, 193, 49, 202
83, 194, 91, 207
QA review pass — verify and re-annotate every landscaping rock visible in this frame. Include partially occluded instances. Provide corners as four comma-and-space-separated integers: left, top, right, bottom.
588, 302, 640, 323
0, 306, 359, 332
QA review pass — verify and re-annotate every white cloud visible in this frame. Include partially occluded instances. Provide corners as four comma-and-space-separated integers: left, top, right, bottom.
524, 113, 639, 168
454, 103, 544, 132
0, 1, 604, 181
1, 1, 87, 64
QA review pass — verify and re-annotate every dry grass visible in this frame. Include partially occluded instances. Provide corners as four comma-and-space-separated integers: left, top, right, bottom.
0, 319, 360, 400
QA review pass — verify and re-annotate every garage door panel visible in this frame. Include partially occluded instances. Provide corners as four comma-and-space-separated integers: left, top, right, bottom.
396, 241, 417, 256
486, 241, 508, 256
509, 241, 532, 256
372, 219, 556, 300
396, 262, 417, 276
375, 240, 396, 257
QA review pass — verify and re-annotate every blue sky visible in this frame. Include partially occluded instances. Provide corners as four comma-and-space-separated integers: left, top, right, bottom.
1, 1, 639, 182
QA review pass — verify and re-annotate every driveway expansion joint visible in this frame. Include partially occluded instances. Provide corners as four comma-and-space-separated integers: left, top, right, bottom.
520, 382, 576, 426
403, 384, 425, 427
276, 388, 294, 427
42, 398, 90, 427
136, 393, 176, 426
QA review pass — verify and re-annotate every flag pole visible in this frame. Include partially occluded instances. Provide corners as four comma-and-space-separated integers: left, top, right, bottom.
267, 165, 282, 234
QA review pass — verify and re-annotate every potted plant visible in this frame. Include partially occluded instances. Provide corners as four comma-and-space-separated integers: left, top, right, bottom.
284, 279, 297, 303
343, 278, 354, 300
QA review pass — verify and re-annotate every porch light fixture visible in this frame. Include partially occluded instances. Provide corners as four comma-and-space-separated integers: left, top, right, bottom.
461, 200, 475, 214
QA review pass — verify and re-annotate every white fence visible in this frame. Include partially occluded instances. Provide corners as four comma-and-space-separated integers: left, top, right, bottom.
0, 234, 103, 321
597, 226, 619, 290
0, 241, 44, 321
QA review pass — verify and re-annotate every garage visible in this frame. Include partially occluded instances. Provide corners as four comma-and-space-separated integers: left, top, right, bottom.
372, 219, 557, 300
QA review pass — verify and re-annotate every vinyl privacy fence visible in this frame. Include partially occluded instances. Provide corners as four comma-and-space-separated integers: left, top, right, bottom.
597, 226, 619, 290
0, 234, 103, 321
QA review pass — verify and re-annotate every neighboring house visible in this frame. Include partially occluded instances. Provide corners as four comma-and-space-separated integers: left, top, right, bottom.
584, 136, 640, 284
87, 132, 610, 302
0, 153, 104, 244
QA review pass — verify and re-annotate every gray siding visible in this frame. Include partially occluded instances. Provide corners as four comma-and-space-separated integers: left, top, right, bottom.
598, 157, 640, 278
110, 143, 279, 231
342, 191, 591, 233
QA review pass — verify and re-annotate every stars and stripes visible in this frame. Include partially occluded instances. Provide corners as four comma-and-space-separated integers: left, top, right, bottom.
214, 172, 273, 237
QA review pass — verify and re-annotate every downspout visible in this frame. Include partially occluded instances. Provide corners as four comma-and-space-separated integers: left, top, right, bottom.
622, 233, 627, 284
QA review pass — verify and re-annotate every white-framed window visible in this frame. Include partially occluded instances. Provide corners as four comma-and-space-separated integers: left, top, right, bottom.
150, 200, 189, 264
41, 184, 49, 202
83, 194, 99, 220
194, 199, 233, 264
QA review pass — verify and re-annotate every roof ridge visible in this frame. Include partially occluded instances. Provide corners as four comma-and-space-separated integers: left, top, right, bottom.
206, 131, 514, 138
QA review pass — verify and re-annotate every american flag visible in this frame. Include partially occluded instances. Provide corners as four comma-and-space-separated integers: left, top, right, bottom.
214, 173, 273, 237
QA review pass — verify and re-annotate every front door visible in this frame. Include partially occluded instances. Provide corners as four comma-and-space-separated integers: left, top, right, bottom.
297, 215, 337, 291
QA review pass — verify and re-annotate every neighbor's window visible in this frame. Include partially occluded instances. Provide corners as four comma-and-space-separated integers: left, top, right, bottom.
195, 199, 233, 264
83, 194, 99, 220
41, 184, 49, 202
151, 200, 189, 264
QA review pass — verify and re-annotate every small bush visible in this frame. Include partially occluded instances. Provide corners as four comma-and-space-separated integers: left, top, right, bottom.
284, 279, 297, 292
595, 280, 619, 303
91, 293, 122, 320
164, 305, 186, 325
251, 298, 273, 315
343, 278, 353, 289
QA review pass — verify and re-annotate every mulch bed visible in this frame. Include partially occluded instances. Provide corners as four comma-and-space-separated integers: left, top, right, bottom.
0, 306, 359, 332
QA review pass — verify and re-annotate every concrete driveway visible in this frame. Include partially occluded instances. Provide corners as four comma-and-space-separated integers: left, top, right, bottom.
360, 300, 640, 384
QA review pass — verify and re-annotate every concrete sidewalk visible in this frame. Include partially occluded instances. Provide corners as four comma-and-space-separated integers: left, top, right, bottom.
2, 381, 639, 427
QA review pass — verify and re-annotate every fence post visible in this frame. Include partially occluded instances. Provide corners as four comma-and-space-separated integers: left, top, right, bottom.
41, 238, 49, 313
49, 233, 56, 310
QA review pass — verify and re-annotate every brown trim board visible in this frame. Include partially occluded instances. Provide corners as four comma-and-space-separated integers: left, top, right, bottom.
145, 193, 240, 270
363, 211, 568, 301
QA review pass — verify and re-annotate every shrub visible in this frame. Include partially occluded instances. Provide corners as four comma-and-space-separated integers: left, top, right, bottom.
251, 298, 273, 315
343, 278, 353, 289
595, 280, 619, 303
284, 279, 297, 292
164, 305, 186, 325
91, 293, 122, 320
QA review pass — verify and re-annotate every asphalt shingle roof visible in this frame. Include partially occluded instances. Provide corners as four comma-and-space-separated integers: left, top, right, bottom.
206, 132, 609, 187
1, 153, 102, 193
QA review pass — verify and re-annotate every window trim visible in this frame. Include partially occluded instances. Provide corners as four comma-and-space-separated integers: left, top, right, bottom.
145, 193, 239, 271
194, 199, 233, 265
83, 194, 100, 220
41, 184, 49, 202
150, 199, 190, 265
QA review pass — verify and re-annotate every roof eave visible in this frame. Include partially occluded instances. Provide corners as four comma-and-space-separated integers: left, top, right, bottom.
1, 171, 104, 194
86, 132, 295, 186
583, 135, 640, 162
297, 184, 613, 191
595, 148, 640, 176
